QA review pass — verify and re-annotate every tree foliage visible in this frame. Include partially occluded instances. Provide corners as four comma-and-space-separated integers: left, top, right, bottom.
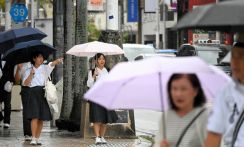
88, 20, 100, 42
0, 0, 5, 10
38, 0, 53, 8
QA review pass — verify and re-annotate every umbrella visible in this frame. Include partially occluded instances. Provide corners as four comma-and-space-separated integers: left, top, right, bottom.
0, 27, 47, 53
174, 0, 244, 32
84, 56, 230, 139
84, 56, 231, 111
2, 40, 56, 65
66, 41, 124, 57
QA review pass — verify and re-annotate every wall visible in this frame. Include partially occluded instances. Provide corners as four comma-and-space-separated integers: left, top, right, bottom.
35, 19, 53, 45
142, 12, 177, 48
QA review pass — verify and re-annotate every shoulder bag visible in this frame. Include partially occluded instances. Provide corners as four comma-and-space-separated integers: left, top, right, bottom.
44, 77, 58, 104
176, 108, 206, 147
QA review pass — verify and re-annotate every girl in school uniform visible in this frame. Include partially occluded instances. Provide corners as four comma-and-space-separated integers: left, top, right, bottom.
23, 51, 62, 145
87, 53, 118, 145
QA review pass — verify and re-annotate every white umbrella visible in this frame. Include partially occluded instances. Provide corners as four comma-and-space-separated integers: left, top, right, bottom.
66, 41, 124, 57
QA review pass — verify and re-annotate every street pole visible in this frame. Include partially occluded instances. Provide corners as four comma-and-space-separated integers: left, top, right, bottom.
101, 0, 135, 137
137, 0, 142, 44
156, 0, 160, 49
5, 0, 11, 30
31, 0, 34, 27
215, 0, 220, 41
162, 0, 167, 49
156, 0, 167, 49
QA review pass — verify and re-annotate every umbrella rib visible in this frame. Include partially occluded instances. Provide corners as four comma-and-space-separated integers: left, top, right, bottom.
109, 77, 137, 109
158, 72, 167, 140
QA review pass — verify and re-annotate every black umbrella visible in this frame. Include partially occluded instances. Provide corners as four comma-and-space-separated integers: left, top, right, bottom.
2, 40, 56, 65
174, 0, 244, 32
0, 27, 47, 53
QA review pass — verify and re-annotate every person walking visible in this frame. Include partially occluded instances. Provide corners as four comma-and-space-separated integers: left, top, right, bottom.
0, 61, 15, 129
155, 74, 209, 147
22, 51, 62, 145
87, 53, 118, 145
15, 62, 32, 141
205, 34, 244, 147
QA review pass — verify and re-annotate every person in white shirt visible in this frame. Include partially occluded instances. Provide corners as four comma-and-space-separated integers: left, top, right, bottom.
22, 51, 62, 145
205, 33, 244, 147
87, 53, 118, 145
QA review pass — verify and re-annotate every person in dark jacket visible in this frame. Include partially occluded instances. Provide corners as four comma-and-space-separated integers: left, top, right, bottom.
15, 62, 32, 141
0, 61, 15, 129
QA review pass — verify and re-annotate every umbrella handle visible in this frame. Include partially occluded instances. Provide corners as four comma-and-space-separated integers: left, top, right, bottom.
159, 72, 167, 140
162, 112, 167, 140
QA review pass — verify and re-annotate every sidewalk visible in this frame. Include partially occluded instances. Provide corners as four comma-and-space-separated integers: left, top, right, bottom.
0, 111, 151, 147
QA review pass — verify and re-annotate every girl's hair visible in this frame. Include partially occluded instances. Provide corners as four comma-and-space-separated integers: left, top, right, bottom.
30, 51, 44, 65
94, 53, 106, 61
92, 53, 110, 72
167, 74, 206, 110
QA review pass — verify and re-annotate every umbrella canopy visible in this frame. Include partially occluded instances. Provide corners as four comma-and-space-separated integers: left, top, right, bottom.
174, 0, 244, 32
66, 41, 124, 57
2, 40, 56, 65
84, 56, 231, 111
0, 27, 47, 53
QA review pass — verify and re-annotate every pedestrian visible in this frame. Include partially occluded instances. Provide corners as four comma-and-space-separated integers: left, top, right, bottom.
14, 62, 32, 141
205, 33, 244, 147
0, 61, 15, 129
154, 74, 209, 147
87, 53, 118, 145
22, 51, 63, 145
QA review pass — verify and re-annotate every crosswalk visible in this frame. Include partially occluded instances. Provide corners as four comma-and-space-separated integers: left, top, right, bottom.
88, 142, 134, 147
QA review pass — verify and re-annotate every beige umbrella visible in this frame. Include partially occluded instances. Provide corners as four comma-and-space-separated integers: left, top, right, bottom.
66, 41, 124, 57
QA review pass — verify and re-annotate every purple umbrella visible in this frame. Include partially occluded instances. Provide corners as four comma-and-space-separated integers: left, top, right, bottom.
84, 56, 230, 139
85, 57, 230, 111
85, 56, 230, 111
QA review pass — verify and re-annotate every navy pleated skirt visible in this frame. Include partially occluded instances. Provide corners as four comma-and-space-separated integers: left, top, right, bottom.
89, 102, 118, 124
26, 86, 52, 121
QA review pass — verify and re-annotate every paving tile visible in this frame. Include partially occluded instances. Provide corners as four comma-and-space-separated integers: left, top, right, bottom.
0, 112, 140, 147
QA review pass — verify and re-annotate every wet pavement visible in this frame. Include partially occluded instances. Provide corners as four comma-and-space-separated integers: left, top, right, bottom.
0, 111, 152, 147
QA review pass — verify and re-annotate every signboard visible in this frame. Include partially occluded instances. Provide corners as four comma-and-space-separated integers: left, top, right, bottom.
127, 0, 138, 22
87, 0, 104, 11
9, 3, 28, 23
193, 33, 209, 44
170, 0, 177, 11
145, 0, 157, 13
